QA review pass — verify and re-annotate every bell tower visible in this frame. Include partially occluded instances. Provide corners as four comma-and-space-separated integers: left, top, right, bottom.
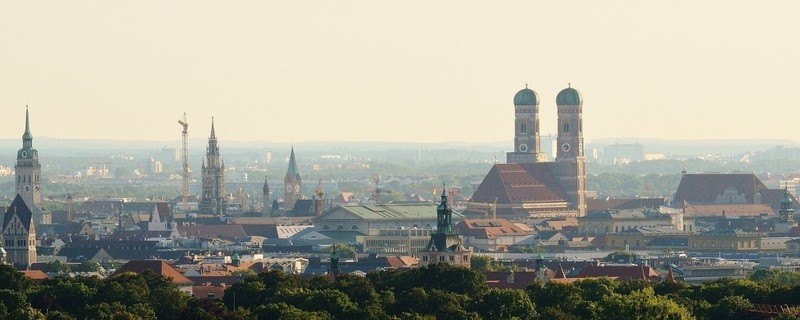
554, 85, 587, 216
15, 107, 48, 224
507, 85, 541, 163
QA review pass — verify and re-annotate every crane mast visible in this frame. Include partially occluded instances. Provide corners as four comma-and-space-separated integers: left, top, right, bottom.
178, 112, 189, 210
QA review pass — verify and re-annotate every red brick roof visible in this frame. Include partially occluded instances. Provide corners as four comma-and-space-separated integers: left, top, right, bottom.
575, 265, 660, 281
756, 189, 800, 213
456, 219, 532, 239
22, 270, 49, 281
193, 284, 228, 300
114, 260, 193, 285
471, 163, 568, 209
587, 198, 666, 212
683, 203, 774, 217
673, 174, 767, 205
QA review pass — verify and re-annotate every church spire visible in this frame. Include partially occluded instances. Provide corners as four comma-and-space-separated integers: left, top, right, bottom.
22, 107, 33, 148
210, 117, 216, 140
285, 147, 299, 181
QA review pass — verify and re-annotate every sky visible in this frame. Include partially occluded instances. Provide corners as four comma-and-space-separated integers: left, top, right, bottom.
1, 1, 799, 144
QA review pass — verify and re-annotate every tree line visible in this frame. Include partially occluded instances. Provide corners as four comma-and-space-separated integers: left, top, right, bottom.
2, 263, 800, 319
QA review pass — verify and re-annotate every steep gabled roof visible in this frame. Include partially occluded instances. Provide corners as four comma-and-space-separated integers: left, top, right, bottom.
114, 260, 193, 285
285, 147, 301, 181
471, 163, 569, 205
673, 174, 767, 206
3, 195, 34, 232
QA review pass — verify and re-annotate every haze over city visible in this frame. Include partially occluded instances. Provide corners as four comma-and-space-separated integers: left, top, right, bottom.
2, 1, 799, 143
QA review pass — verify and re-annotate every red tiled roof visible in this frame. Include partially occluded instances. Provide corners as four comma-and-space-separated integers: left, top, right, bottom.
673, 174, 767, 205
114, 260, 193, 285
193, 284, 228, 300
756, 189, 800, 213
22, 270, 49, 281
683, 203, 774, 217
471, 163, 569, 205
587, 198, 666, 212
575, 265, 660, 281
456, 219, 532, 239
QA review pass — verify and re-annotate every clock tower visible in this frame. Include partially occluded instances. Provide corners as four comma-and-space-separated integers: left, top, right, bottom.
283, 147, 302, 210
507, 85, 541, 163
15, 107, 49, 225
554, 85, 587, 216
199, 118, 227, 215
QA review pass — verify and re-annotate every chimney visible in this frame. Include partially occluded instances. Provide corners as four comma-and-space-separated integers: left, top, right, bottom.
506, 269, 514, 284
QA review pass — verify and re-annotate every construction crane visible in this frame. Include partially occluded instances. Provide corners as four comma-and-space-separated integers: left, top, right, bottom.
178, 112, 189, 210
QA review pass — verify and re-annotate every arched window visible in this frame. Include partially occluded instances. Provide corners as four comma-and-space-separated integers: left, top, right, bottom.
519, 123, 527, 134
337, 225, 344, 230
351, 225, 358, 230
563, 122, 570, 133
323, 225, 330, 231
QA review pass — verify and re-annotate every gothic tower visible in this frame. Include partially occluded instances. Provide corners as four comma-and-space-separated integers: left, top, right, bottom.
262, 176, 270, 216
199, 119, 227, 215
15, 107, 49, 225
2, 195, 37, 267
554, 85, 587, 216
16, 108, 42, 209
283, 147, 302, 210
507, 85, 541, 163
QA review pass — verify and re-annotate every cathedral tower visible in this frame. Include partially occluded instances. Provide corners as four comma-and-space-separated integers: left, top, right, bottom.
554, 85, 587, 216
507, 85, 541, 163
283, 147, 302, 210
2, 195, 37, 267
199, 119, 227, 215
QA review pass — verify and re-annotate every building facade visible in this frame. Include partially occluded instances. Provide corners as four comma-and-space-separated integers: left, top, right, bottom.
199, 119, 227, 215
2, 195, 37, 267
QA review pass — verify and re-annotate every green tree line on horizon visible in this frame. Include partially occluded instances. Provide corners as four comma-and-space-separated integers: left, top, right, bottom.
3, 263, 800, 319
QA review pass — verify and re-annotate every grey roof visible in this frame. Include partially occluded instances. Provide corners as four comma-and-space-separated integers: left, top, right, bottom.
3, 195, 33, 231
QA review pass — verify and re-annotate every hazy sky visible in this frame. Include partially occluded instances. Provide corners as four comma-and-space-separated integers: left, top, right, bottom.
1, 1, 799, 143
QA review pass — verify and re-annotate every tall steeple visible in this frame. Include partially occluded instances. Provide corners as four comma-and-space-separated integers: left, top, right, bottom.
283, 147, 302, 210
22, 106, 32, 149
285, 147, 299, 181
16, 107, 47, 224
199, 118, 226, 215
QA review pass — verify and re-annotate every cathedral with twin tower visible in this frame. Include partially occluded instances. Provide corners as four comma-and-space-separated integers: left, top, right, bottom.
467, 85, 587, 218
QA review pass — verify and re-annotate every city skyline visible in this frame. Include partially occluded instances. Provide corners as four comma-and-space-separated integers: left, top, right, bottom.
1, 1, 799, 143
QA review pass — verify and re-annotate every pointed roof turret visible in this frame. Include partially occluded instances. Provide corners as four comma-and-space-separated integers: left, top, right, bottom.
21, 107, 34, 150
285, 147, 300, 181
436, 185, 453, 234
263, 175, 270, 193
210, 117, 216, 140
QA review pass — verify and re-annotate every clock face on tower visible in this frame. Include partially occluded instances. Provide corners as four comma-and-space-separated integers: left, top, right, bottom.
24, 186, 30, 194
561, 143, 571, 152
286, 185, 293, 192
294, 185, 300, 192
33, 150, 38, 158
20, 151, 28, 158
519, 144, 528, 152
